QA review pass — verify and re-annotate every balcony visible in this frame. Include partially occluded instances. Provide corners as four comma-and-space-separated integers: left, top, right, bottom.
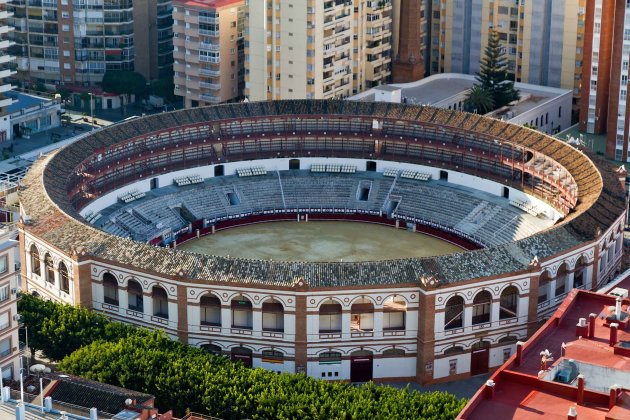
199, 42, 220, 52
199, 28, 220, 37
200, 68, 221, 77
199, 93, 221, 103
200, 81, 221, 90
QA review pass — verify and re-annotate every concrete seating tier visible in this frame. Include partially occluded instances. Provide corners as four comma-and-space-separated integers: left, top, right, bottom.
100, 171, 554, 246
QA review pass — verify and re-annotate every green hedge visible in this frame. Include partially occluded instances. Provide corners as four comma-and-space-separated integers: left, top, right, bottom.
20, 295, 466, 419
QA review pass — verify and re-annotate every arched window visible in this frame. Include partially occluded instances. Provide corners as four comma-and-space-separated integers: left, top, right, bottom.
261, 349, 284, 363
499, 286, 518, 319
319, 298, 342, 334
127, 279, 144, 312
472, 291, 492, 325
231, 296, 253, 329
30, 245, 41, 276
382, 348, 405, 357
200, 294, 221, 326
201, 343, 222, 356
555, 263, 569, 297
574, 256, 586, 289
444, 346, 465, 356
59, 262, 70, 294
444, 295, 464, 330
498, 335, 518, 344
44, 254, 54, 284
262, 298, 284, 332
350, 297, 374, 332
383, 295, 406, 331
472, 341, 490, 351
538, 271, 551, 303
318, 351, 342, 365
152, 286, 169, 319
103, 273, 118, 306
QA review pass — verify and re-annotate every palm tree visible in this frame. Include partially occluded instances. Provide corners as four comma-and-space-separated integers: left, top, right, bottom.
464, 85, 495, 114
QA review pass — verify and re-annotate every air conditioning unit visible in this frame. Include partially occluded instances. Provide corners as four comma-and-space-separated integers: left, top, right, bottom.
10, 288, 18, 295
13, 314, 21, 321
609, 287, 628, 299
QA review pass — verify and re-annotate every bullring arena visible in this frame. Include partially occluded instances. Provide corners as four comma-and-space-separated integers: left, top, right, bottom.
18, 100, 626, 383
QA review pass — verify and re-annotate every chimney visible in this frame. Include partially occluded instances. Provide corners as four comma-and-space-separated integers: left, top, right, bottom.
588, 313, 596, 338
515, 341, 524, 366
568, 405, 577, 420
609, 385, 619, 409
576, 375, 585, 405
485, 380, 496, 399
610, 323, 619, 347
615, 297, 622, 320
392, 0, 424, 83
576, 317, 588, 338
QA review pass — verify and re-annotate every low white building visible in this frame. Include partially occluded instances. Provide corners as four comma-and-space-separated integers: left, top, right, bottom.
351, 73, 573, 136
5, 92, 62, 140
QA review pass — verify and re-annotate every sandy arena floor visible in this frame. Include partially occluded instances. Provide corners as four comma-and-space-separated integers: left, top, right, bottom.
178, 221, 463, 262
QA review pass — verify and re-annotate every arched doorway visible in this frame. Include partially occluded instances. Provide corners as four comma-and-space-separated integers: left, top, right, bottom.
231, 346, 253, 368
470, 341, 490, 376
350, 350, 373, 382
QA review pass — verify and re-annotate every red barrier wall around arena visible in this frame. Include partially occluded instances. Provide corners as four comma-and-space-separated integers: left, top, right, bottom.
168, 213, 483, 251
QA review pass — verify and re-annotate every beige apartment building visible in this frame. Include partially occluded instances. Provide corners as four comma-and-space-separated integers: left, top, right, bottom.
427, 0, 586, 106
173, 0, 244, 108
245, 0, 393, 101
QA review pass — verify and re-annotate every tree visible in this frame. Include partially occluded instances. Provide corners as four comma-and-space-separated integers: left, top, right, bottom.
56, 88, 71, 103
21, 295, 467, 420
101, 71, 148, 107
475, 30, 520, 109
464, 85, 495, 114
152, 77, 176, 103
79, 92, 91, 113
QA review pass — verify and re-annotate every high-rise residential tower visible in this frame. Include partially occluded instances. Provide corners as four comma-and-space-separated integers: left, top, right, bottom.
7, 0, 172, 89
579, 0, 630, 162
172, 0, 244, 108
0, 0, 15, 142
426, 0, 586, 106
245, 0, 393, 101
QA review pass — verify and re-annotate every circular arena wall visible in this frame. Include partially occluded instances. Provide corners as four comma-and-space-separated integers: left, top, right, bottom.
18, 100, 626, 384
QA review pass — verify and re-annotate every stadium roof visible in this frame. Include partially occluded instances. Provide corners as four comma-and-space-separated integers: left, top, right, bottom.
18, 100, 626, 289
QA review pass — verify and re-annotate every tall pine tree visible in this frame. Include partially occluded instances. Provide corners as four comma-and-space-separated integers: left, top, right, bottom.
474, 30, 520, 110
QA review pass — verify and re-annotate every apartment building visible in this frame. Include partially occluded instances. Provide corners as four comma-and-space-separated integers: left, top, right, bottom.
172, 0, 244, 108
6, 0, 172, 90
579, 0, 630, 162
426, 0, 585, 105
1, 0, 15, 142
245, 0, 393, 101
0, 237, 22, 382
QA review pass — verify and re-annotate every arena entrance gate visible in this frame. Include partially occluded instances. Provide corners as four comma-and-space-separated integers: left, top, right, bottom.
231, 347, 253, 368
470, 341, 490, 376
350, 350, 373, 382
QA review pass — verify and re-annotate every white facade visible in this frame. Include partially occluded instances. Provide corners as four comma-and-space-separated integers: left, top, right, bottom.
22, 157, 624, 384
352, 73, 574, 135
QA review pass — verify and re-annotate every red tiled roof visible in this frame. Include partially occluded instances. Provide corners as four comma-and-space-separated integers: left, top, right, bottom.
459, 290, 630, 419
